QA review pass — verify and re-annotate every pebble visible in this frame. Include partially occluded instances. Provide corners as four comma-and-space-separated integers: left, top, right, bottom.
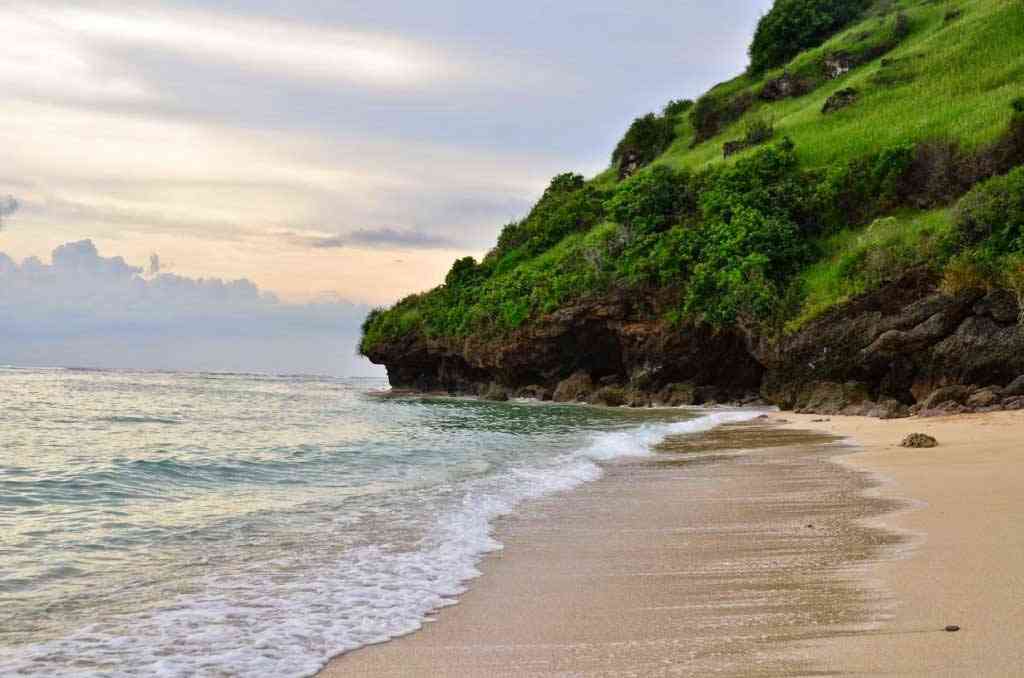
945, 625, 961, 632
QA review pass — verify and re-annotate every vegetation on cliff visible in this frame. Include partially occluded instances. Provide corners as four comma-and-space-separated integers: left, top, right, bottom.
361, 0, 1024, 366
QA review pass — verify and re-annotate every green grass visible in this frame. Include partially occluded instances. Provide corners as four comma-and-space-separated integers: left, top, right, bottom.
655, 0, 1023, 172
787, 207, 954, 330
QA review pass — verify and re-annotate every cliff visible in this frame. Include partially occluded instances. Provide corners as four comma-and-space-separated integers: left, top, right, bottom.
361, 0, 1024, 416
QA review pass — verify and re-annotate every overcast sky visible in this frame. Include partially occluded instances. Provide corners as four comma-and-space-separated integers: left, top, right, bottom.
0, 0, 770, 374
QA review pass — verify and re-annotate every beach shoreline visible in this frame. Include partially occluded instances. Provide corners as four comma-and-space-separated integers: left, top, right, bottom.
318, 409, 1024, 676
318, 413, 919, 677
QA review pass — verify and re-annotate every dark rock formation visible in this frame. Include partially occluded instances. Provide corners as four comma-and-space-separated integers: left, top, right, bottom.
822, 88, 859, 114
823, 52, 856, 79
368, 269, 1024, 417
760, 73, 812, 101
366, 292, 764, 406
723, 140, 749, 157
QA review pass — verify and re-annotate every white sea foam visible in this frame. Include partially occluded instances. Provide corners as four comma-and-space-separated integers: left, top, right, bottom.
0, 408, 763, 677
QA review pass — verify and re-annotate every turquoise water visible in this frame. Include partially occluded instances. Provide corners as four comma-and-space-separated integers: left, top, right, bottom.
0, 367, 757, 676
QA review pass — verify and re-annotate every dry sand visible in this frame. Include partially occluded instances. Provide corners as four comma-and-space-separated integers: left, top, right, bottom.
319, 411, 1024, 677
774, 410, 1024, 677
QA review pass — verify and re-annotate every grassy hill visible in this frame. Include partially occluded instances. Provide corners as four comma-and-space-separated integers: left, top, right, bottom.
361, 0, 1024, 357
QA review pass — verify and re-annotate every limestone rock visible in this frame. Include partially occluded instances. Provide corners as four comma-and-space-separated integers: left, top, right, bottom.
900, 433, 938, 448
553, 371, 594, 403
482, 383, 509, 402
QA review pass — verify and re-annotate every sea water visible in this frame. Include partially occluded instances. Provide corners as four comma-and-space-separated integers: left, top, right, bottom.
0, 367, 759, 676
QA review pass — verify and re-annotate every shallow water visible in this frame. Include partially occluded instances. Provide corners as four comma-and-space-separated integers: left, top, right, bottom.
0, 367, 759, 676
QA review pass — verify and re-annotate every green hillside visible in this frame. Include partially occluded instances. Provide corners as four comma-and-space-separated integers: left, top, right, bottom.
361, 0, 1024, 355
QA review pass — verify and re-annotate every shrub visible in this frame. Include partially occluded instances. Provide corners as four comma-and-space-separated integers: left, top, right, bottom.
1003, 254, 1024, 324
495, 173, 607, 257
812, 143, 915, 229
744, 115, 774, 145
1013, 97, 1024, 114
611, 113, 676, 178
700, 139, 815, 230
690, 92, 754, 144
605, 166, 695, 237
664, 99, 694, 116
684, 206, 812, 326
748, 0, 871, 74
445, 256, 482, 288
941, 249, 1001, 294
950, 166, 1024, 253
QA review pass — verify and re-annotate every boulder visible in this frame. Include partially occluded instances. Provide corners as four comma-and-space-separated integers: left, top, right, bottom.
625, 389, 653, 408
967, 387, 1002, 409
822, 87, 859, 114
482, 383, 509, 402
973, 290, 1020, 325
657, 382, 696, 407
553, 371, 594, 403
920, 385, 974, 410
760, 72, 812, 101
901, 433, 938, 448
723, 140, 748, 157
1003, 375, 1024, 397
1002, 396, 1024, 411
518, 384, 552, 401
794, 381, 871, 415
590, 386, 626, 407
823, 52, 855, 79
867, 398, 911, 419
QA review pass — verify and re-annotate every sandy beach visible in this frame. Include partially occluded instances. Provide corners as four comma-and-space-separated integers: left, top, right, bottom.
777, 410, 1024, 676
319, 409, 1024, 677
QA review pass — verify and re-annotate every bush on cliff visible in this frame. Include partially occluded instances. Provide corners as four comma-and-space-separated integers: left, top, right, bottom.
748, 0, 870, 74
494, 173, 607, 259
611, 113, 676, 177
605, 165, 695, 237
950, 165, 1024, 254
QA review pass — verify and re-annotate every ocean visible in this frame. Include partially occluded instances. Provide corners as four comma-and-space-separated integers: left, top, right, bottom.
0, 367, 759, 676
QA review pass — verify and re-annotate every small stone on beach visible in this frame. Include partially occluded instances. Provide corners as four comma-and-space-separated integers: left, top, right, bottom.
945, 625, 961, 632
900, 433, 938, 448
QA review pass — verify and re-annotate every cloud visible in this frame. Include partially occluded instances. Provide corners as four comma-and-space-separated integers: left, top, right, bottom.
26, 5, 465, 92
0, 196, 18, 229
0, 240, 381, 377
296, 228, 460, 251
0, 0, 772, 309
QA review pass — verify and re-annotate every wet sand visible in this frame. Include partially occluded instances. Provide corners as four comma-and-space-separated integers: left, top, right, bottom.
320, 420, 908, 677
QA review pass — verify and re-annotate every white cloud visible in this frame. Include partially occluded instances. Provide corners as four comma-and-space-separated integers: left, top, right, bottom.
0, 9, 155, 104
0, 240, 381, 377
29, 5, 464, 91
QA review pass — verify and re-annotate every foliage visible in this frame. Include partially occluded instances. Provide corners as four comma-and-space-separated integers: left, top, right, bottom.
611, 113, 676, 176
604, 165, 695, 237
949, 165, 1024, 253
689, 91, 754, 143
748, 0, 870, 74
811, 143, 915, 229
494, 173, 607, 258
663, 99, 695, 116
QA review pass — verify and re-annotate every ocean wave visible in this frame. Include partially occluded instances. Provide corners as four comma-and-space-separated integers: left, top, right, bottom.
99, 415, 184, 425
0, 408, 762, 677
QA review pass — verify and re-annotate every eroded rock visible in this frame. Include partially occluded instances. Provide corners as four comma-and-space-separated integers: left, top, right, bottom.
900, 433, 938, 448
553, 371, 594, 403
822, 87, 859, 114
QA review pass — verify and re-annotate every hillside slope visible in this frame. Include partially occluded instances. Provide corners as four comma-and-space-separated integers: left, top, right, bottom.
361, 0, 1024, 416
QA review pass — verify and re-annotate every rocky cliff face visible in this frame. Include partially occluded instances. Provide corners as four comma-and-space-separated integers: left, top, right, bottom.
366, 271, 1024, 416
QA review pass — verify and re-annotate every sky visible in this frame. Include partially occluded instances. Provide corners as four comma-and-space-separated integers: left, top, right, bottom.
0, 0, 771, 375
